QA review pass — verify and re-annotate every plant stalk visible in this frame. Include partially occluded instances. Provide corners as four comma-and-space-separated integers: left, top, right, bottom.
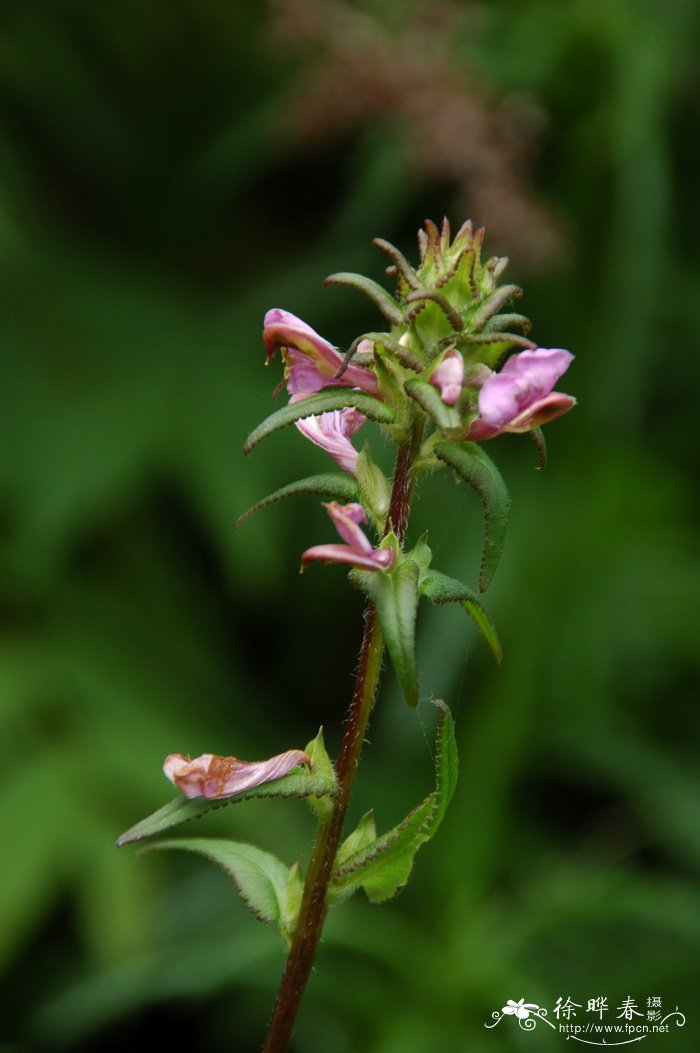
262, 422, 422, 1053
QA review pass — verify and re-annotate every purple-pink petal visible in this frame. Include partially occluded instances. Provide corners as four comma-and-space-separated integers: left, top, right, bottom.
300, 500, 395, 572
478, 348, 573, 429
469, 347, 575, 438
430, 349, 464, 405
263, 308, 379, 396
163, 748, 310, 800
301, 543, 395, 572
325, 500, 373, 551
295, 408, 366, 475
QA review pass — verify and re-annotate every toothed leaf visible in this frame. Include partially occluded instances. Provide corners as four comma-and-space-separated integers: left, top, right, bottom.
420, 570, 502, 662
143, 838, 298, 943
434, 441, 511, 592
243, 391, 394, 455
328, 701, 457, 904
236, 474, 359, 527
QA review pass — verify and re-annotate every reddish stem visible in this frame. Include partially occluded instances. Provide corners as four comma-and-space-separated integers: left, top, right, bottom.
262, 423, 422, 1052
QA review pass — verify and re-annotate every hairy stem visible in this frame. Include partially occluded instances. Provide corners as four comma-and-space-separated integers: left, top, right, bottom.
262, 422, 422, 1053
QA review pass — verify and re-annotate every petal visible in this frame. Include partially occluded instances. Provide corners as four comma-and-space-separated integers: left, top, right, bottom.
301, 543, 395, 572
430, 350, 464, 405
163, 749, 310, 800
295, 408, 366, 475
263, 308, 379, 395
478, 348, 574, 430
504, 392, 576, 433
325, 500, 374, 551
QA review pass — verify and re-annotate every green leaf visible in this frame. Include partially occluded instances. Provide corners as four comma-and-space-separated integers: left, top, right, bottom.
235, 474, 359, 527
404, 378, 462, 432
242, 391, 394, 455
434, 441, 511, 592
328, 700, 458, 904
144, 838, 299, 944
420, 570, 502, 662
324, 271, 405, 327
117, 730, 337, 846
351, 558, 420, 707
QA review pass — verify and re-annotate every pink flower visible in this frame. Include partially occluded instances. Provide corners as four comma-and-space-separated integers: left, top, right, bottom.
301, 501, 395, 572
295, 407, 366, 475
430, 349, 464, 405
263, 309, 379, 397
163, 748, 309, 800
468, 348, 575, 439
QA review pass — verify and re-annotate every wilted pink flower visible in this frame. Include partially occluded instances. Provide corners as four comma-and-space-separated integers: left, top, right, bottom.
468, 348, 575, 440
430, 349, 464, 405
301, 501, 395, 572
263, 309, 379, 397
163, 748, 309, 800
295, 407, 365, 475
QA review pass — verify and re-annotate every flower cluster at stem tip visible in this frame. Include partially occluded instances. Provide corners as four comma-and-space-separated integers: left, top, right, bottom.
261, 219, 575, 570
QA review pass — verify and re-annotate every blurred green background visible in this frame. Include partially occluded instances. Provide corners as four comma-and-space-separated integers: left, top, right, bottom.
2, 1, 699, 1050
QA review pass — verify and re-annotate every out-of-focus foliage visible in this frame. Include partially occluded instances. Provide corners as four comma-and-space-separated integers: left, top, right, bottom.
1, 1, 699, 1051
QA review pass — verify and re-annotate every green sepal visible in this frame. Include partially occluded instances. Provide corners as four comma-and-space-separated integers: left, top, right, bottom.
328, 700, 457, 905
116, 729, 337, 846
434, 441, 511, 592
335, 810, 377, 869
323, 272, 405, 327
420, 570, 502, 662
404, 378, 462, 433
459, 332, 534, 369
235, 474, 359, 527
243, 391, 394, 455
355, 448, 390, 526
143, 838, 300, 946
351, 555, 420, 707
304, 727, 336, 821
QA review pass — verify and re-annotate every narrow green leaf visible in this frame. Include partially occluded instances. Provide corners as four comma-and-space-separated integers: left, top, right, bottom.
470, 284, 522, 329
243, 391, 394, 455
404, 378, 462, 432
351, 559, 420, 707
435, 441, 511, 592
117, 736, 337, 846
324, 271, 405, 327
420, 570, 502, 662
235, 474, 359, 527
144, 838, 293, 938
328, 701, 457, 904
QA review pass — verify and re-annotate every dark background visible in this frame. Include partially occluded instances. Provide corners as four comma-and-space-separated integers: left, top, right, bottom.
1, 1, 699, 1051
